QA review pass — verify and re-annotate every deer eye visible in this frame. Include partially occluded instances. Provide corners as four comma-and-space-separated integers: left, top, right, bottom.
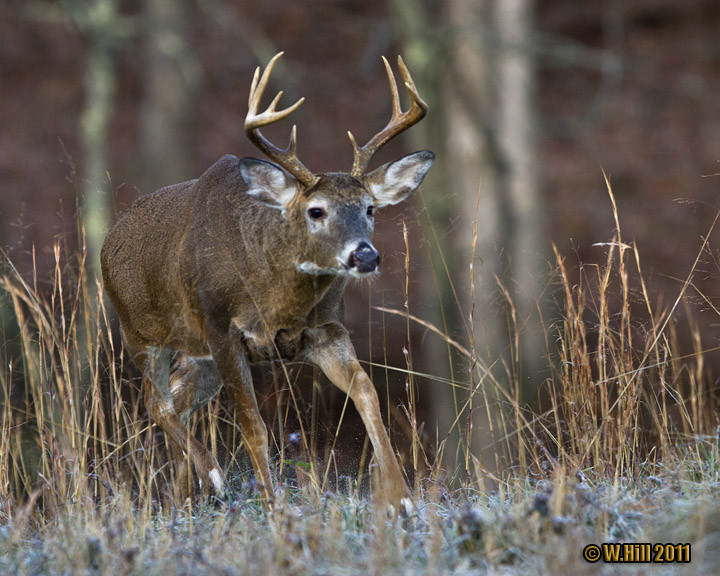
308, 207, 326, 220
366, 205, 374, 217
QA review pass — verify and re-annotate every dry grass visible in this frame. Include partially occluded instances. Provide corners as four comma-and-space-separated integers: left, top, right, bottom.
1, 193, 720, 575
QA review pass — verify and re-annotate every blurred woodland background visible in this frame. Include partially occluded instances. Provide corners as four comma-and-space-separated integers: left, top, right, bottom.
2, 0, 720, 476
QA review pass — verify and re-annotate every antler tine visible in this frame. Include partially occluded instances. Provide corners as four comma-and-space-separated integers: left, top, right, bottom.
349, 55, 429, 178
398, 55, 427, 110
244, 52, 317, 187
382, 56, 402, 119
249, 66, 260, 110
289, 124, 297, 150
248, 53, 281, 113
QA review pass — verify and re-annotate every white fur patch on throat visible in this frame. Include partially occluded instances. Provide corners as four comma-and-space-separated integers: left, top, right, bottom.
296, 261, 346, 276
348, 267, 377, 279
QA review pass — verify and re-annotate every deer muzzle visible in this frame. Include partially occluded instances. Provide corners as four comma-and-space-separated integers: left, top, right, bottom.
350, 242, 380, 274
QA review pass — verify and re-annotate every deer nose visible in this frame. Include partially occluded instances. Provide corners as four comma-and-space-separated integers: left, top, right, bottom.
350, 242, 380, 273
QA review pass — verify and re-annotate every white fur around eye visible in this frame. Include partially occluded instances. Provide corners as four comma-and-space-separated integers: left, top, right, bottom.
305, 199, 330, 233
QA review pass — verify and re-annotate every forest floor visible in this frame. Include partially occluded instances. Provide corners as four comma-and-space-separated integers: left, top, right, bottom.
1, 457, 719, 575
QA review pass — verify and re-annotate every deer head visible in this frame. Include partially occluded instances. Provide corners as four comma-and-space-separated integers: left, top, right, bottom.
241, 52, 434, 279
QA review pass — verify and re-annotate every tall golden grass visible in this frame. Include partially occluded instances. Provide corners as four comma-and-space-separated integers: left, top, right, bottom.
0, 189, 719, 573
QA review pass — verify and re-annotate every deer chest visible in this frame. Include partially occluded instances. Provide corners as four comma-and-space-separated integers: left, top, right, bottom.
228, 271, 340, 363
235, 319, 307, 363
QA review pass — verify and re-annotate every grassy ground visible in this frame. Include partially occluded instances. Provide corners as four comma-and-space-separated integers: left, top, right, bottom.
1, 200, 719, 574
1, 453, 718, 575
2, 463, 719, 575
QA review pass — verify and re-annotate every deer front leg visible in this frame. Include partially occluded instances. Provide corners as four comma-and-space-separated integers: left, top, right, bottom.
211, 341, 273, 506
306, 323, 409, 503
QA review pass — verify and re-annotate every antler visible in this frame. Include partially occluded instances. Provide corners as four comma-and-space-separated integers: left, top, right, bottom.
245, 52, 318, 187
348, 56, 428, 178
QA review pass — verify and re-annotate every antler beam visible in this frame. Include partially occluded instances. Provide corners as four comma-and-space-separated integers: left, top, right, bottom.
245, 52, 318, 188
348, 56, 428, 178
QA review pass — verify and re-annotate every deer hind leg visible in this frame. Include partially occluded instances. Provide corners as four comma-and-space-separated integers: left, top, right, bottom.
142, 347, 224, 500
170, 356, 223, 425
165, 356, 223, 498
306, 323, 409, 503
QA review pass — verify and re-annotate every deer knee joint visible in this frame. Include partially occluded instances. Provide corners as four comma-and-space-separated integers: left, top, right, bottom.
351, 378, 379, 407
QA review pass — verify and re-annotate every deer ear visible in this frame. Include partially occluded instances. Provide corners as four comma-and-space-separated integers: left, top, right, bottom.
239, 157, 299, 209
364, 150, 434, 208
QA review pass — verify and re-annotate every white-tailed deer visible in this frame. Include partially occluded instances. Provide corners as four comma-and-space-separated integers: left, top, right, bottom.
101, 52, 433, 505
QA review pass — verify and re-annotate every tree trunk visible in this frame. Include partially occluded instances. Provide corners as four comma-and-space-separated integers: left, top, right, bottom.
392, 0, 543, 478
445, 0, 507, 476
495, 0, 544, 400
388, 0, 468, 475
80, 3, 117, 274
447, 0, 543, 474
138, 0, 198, 192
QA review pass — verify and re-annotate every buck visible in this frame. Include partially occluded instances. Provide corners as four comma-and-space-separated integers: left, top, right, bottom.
101, 52, 433, 504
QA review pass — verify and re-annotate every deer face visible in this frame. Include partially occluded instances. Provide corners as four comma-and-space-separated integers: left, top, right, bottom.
239, 151, 434, 278
300, 175, 378, 278
240, 52, 433, 277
